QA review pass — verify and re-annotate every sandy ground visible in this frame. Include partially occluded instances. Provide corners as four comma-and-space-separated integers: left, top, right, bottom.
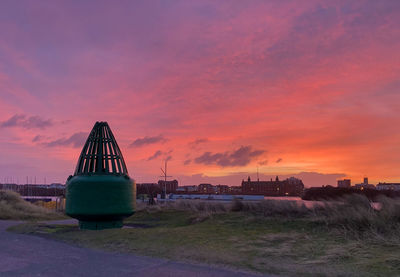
0, 220, 267, 277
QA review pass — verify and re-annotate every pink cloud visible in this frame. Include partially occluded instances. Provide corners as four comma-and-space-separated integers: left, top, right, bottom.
0, 1, 399, 185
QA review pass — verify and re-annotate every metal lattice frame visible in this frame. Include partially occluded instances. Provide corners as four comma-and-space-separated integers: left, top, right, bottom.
74, 122, 128, 175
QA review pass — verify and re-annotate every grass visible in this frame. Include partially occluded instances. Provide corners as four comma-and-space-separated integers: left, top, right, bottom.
0, 190, 65, 220
8, 195, 400, 276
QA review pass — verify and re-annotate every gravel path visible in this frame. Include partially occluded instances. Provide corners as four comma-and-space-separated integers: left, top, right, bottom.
0, 220, 266, 277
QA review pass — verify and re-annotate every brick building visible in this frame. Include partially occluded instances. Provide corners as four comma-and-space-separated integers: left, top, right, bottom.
198, 183, 215, 194
158, 179, 178, 193
241, 176, 304, 196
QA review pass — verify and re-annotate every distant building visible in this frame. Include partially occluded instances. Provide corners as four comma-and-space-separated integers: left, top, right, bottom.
354, 183, 375, 190
175, 184, 241, 195
354, 177, 375, 190
175, 185, 198, 193
241, 176, 304, 196
0, 183, 65, 197
229, 186, 242, 194
137, 183, 158, 187
337, 179, 351, 188
136, 183, 161, 196
158, 180, 178, 193
215, 185, 230, 194
198, 183, 216, 194
50, 183, 65, 189
376, 183, 400, 191
0, 183, 18, 191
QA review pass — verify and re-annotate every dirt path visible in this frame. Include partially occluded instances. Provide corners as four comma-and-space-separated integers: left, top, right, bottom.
0, 220, 266, 277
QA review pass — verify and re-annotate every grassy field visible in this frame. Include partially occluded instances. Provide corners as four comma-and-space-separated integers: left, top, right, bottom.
8, 195, 400, 276
0, 190, 64, 220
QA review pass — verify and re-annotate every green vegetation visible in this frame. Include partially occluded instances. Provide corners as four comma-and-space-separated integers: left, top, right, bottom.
0, 190, 65, 220
9, 195, 400, 276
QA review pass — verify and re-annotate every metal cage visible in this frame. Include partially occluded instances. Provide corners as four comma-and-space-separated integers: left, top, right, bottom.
74, 121, 128, 175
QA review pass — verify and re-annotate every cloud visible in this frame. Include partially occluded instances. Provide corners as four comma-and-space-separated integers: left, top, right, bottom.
32, 135, 43, 142
184, 159, 191, 165
147, 150, 163, 161
258, 160, 268, 165
276, 158, 282, 163
1, 1, 399, 184
0, 114, 53, 129
188, 138, 209, 146
43, 132, 87, 148
129, 135, 167, 148
194, 146, 265, 167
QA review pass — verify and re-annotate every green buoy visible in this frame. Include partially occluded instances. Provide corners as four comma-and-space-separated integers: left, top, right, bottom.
66, 122, 135, 230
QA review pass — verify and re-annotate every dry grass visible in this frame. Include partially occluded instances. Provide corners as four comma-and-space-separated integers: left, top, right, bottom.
11, 195, 400, 276
234, 198, 310, 217
0, 190, 62, 220
145, 195, 400, 240
311, 194, 400, 241
137, 200, 228, 213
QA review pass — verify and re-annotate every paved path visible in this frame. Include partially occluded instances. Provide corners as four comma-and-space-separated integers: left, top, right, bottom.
0, 220, 266, 277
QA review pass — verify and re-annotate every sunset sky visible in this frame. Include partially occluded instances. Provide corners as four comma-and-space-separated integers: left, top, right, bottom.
0, 0, 399, 187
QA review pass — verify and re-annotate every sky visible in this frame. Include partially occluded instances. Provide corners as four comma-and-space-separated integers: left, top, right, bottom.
0, 0, 399, 187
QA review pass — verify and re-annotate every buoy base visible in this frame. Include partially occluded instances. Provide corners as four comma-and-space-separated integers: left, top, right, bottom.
79, 220, 123, 230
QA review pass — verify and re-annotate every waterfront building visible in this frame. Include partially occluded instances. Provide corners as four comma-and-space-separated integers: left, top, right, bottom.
241, 176, 304, 196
